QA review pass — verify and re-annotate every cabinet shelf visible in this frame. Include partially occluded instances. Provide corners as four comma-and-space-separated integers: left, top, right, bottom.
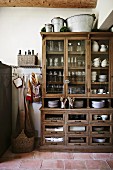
68, 51, 85, 55
70, 81, 85, 84
47, 66, 63, 69
68, 66, 85, 70
91, 67, 109, 70
91, 52, 108, 55
47, 51, 64, 55
47, 81, 63, 84
91, 82, 108, 85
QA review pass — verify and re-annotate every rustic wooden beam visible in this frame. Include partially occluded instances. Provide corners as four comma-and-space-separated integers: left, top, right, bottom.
0, 0, 97, 8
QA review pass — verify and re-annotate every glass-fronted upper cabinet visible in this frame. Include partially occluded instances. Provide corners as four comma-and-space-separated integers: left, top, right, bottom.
67, 39, 86, 96
46, 39, 64, 95
90, 39, 110, 96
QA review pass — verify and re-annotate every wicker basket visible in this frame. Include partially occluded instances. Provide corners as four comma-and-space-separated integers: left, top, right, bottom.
11, 130, 35, 153
18, 55, 38, 66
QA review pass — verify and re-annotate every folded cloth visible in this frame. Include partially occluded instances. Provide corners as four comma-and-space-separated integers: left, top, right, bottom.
31, 72, 41, 102
26, 80, 32, 103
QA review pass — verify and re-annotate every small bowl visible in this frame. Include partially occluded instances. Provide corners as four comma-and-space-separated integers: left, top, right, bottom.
93, 138, 106, 143
92, 100, 105, 108
93, 127, 104, 131
99, 75, 107, 79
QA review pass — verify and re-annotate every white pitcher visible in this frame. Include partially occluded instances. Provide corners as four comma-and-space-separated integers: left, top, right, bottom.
92, 41, 99, 52
100, 44, 107, 52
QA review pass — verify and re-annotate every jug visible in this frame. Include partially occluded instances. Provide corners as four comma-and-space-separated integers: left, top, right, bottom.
92, 41, 99, 52
101, 59, 108, 67
100, 44, 107, 52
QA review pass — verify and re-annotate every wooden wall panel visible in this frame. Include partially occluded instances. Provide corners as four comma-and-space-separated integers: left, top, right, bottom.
0, 0, 97, 8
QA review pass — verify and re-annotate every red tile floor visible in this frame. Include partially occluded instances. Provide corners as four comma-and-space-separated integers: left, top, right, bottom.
0, 148, 113, 170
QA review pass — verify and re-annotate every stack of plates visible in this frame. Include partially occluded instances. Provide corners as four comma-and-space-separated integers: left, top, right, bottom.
70, 126, 85, 132
48, 100, 59, 108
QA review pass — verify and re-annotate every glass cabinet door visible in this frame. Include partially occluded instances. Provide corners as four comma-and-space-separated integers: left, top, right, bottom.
91, 39, 109, 96
46, 39, 64, 95
67, 39, 86, 96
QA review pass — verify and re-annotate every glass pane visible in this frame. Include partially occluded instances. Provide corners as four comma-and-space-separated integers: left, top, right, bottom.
91, 40, 109, 95
67, 40, 86, 95
46, 40, 64, 94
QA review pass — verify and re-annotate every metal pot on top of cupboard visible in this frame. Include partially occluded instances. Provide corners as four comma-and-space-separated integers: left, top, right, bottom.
51, 17, 65, 32
45, 24, 53, 32
66, 14, 96, 32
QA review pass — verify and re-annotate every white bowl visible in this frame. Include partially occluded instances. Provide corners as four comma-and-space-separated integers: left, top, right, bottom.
98, 78, 106, 82
93, 127, 104, 131
99, 75, 107, 78
92, 100, 105, 108
93, 138, 106, 143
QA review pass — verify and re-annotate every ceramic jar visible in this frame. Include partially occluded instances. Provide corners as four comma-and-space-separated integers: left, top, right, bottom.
92, 41, 99, 52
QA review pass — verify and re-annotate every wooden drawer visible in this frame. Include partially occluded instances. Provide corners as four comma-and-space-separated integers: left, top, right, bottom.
42, 124, 64, 135
89, 111, 113, 123
42, 111, 65, 124
66, 124, 89, 135
42, 135, 65, 145
66, 111, 89, 123
66, 135, 88, 146
89, 124, 113, 135
89, 135, 112, 146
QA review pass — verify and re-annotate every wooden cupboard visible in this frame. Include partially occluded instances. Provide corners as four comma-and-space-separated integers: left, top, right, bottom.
40, 32, 113, 152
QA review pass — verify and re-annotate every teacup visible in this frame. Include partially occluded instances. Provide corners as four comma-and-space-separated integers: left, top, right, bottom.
92, 76, 96, 82
92, 71, 97, 75
92, 89, 97, 94
98, 89, 104, 94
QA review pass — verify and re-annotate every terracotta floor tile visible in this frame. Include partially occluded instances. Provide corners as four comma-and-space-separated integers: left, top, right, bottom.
20, 159, 42, 169
64, 160, 87, 169
85, 160, 110, 170
1, 148, 113, 170
53, 152, 74, 159
110, 153, 113, 159
1, 149, 35, 160
93, 153, 112, 160
0, 159, 21, 169
106, 160, 113, 169
34, 151, 53, 159
73, 153, 93, 160
41, 160, 64, 169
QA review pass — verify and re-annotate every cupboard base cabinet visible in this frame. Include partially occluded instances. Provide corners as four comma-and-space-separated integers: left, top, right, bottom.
40, 32, 113, 152
40, 108, 113, 152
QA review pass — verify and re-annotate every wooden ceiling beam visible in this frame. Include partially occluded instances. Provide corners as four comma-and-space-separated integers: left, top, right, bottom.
0, 0, 97, 8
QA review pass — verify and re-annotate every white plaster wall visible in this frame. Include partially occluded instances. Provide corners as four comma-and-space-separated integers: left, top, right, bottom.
96, 0, 113, 28
0, 7, 95, 65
